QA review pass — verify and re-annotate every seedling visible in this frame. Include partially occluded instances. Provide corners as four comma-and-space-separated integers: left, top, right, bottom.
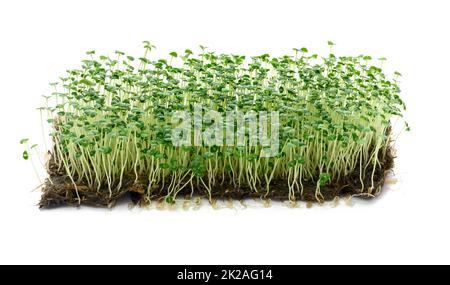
21, 138, 42, 183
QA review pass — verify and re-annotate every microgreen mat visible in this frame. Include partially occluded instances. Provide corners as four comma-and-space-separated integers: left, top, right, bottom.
28, 41, 406, 207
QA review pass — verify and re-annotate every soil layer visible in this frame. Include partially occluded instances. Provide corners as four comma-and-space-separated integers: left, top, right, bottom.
39, 146, 394, 208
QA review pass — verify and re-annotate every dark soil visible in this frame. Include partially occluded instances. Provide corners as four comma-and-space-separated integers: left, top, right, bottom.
39, 145, 395, 208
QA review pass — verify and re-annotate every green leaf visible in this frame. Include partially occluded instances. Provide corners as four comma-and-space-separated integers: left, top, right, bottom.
286, 142, 296, 148
20, 138, 29, 145
319, 173, 330, 186
327, 41, 335, 46
165, 196, 174, 204
297, 156, 305, 164
99, 146, 112, 155
143, 41, 156, 50
405, 122, 411, 131
300, 47, 308, 53
287, 160, 297, 168
79, 79, 94, 86
22, 150, 29, 160
169, 51, 178, 58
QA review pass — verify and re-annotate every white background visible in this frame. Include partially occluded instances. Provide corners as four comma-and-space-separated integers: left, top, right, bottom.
0, 0, 449, 265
